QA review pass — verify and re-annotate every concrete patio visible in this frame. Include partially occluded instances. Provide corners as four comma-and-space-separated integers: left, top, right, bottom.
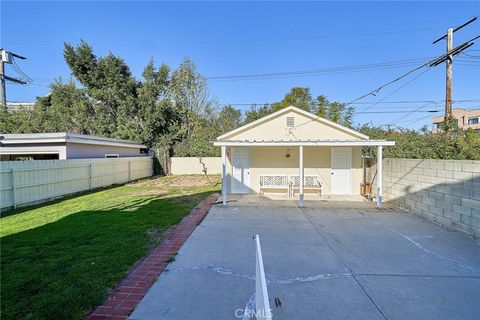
130, 200, 480, 320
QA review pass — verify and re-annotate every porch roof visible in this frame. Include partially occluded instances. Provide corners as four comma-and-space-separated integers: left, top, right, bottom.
213, 139, 395, 147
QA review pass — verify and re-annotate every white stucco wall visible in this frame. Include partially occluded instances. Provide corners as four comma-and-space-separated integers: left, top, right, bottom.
170, 157, 222, 175
0, 145, 67, 159
224, 146, 363, 195
66, 143, 144, 159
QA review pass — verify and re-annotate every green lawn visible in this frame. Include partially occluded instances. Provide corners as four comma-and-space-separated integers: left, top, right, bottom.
0, 175, 220, 320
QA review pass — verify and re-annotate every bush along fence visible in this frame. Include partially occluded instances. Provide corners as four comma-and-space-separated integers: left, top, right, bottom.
0, 157, 153, 210
369, 158, 480, 237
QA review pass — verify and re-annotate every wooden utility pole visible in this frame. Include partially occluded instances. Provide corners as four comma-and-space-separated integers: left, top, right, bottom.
445, 28, 453, 120
0, 49, 28, 112
0, 58, 6, 111
432, 17, 477, 122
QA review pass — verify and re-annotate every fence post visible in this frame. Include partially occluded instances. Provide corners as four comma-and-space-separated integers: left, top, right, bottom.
128, 160, 131, 182
11, 169, 17, 209
89, 163, 93, 190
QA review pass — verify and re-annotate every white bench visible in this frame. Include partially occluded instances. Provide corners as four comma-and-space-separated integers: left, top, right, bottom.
259, 175, 289, 195
289, 175, 323, 197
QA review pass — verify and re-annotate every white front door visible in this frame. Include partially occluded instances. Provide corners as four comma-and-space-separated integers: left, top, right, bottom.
231, 148, 251, 194
331, 147, 352, 195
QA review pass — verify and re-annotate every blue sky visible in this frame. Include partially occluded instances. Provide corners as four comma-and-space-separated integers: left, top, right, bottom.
1, 1, 479, 129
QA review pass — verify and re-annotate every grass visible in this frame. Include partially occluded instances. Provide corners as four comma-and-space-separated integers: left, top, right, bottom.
0, 175, 220, 320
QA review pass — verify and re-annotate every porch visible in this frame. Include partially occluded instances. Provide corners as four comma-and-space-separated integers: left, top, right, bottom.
214, 140, 395, 208
226, 193, 372, 207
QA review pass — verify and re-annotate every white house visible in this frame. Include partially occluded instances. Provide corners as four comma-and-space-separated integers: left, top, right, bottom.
213, 106, 395, 208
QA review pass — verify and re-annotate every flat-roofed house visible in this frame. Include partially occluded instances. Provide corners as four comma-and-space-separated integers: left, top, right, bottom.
0, 133, 148, 161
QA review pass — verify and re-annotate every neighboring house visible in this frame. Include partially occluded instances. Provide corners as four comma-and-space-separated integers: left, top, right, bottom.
0, 133, 148, 161
432, 108, 480, 132
213, 106, 395, 208
6, 102, 35, 112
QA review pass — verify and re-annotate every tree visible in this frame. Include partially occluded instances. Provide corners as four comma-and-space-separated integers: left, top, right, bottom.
456, 128, 480, 160
314, 95, 354, 127
271, 87, 313, 112
36, 80, 91, 133
169, 58, 215, 141
244, 104, 271, 124
64, 41, 139, 138
0, 108, 37, 133
357, 124, 480, 160
172, 107, 220, 157
136, 60, 175, 149
243, 89, 353, 127
217, 105, 242, 134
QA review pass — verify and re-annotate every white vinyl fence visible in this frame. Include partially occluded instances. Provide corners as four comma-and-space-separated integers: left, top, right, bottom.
0, 157, 153, 210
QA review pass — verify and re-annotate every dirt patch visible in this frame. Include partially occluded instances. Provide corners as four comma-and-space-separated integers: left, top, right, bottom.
167, 176, 216, 187
130, 175, 220, 189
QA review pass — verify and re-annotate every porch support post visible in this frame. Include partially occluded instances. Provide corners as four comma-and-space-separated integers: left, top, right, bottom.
221, 146, 227, 206
299, 145, 304, 208
377, 145, 383, 209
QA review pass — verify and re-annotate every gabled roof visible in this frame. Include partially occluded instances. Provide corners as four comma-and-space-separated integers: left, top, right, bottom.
217, 105, 369, 141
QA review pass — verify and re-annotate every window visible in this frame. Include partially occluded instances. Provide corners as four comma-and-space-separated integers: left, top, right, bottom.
468, 117, 479, 125
286, 116, 295, 128
433, 122, 441, 129
105, 154, 119, 158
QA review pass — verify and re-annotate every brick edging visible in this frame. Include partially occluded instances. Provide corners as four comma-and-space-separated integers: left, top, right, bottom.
86, 193, 220, 320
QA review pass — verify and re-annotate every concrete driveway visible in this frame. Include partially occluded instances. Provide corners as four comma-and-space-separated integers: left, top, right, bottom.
130, 200, 480, 320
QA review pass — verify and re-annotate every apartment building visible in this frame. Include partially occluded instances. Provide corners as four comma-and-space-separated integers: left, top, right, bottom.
432, 108, 480, 131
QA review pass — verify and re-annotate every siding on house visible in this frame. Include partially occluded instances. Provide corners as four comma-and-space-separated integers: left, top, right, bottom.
66, 143, 144, 159
220, 109, 366, 141
225, 146, 363, 195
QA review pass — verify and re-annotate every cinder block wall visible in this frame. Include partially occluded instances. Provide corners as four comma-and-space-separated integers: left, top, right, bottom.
371, 159, 480, 237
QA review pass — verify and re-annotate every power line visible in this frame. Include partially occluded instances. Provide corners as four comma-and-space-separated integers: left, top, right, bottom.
206, 58, 433, 81
1, 49, 28, 111
0, 25, 464, 48
460, 52, 480, 57
386, 101, 436, 125
351, 99, 480, 104
356, 109, 440, 114
430, 15, 478, 120
345, 62, 431, 106
345, 35, 479, 108
218, 99, 480, 108
355, 68, 432, 113
400, 113, 435, 127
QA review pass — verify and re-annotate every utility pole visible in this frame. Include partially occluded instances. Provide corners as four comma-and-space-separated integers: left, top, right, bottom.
432, 17, 477, 122
0, 58, 6, 111
445, 28, 453, 120
0, 49, 28, 112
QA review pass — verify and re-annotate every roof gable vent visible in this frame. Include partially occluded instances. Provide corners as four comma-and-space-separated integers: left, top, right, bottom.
286, 116, 295, 128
